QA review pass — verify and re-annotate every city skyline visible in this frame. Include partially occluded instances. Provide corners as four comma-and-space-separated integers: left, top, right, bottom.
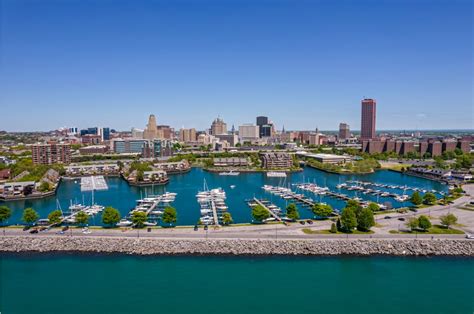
1, 1, 472, 131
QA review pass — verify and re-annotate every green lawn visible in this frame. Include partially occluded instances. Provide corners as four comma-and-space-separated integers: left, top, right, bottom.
389, 225, 464, 235
302, 228, 374, 235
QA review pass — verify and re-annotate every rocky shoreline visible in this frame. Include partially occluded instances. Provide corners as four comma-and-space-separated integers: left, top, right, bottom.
0, 237, 473, 256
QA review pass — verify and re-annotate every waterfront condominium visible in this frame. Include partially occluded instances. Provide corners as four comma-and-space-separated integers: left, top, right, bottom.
31, 143, 71, 165
360, 98, 376, 140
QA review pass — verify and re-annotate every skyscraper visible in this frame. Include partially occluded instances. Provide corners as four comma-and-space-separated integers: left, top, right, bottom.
256, 116, 268, 126
360, 98, 376, 140
339, 123, 350, 140
143, 114, 159, 140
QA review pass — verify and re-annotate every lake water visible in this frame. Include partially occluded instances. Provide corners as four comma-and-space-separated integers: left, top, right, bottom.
1, 167, 447, 225
0, 254, 472, 314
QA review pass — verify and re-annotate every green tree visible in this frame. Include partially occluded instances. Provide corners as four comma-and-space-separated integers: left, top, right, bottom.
136, 170, 144, 182
410, 191, 423, 206
346, 199, 362, 217
357, 207, 375, 231
336, 218, 342, 231
439, 213, 457, 229
330, 223, 337, 233
131, 211, 148, 228
417, 215, 432, 231
0, 206, 12, 225
286, 203, 299, 221
340, 207, 357, 232
102, 207, 121, 227
162, 206, 177, 225
252, 205, 270, 222
406, 217, 419, 231
48, 210, 63, 225
222, 212, 233, 225
38, 181, 51, 192
22, 208, 39, 226
423, 193, 437, 205
75, 211, 89, 225
312, 203, 333, 218
367, 202, 380, 212
455, 154, 472, 169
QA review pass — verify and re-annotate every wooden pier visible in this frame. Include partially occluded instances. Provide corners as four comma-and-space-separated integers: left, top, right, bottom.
253, 198, 282, 222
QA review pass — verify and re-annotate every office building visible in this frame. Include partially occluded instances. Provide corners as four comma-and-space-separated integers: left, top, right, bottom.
215, 134, 239, 146
256, 116, 268, 127
256, 116, 275, 138
102, 127, 111, 141
361, 98, 376, 140
179, 128, 197, 143
81, 134, 102, 145
339, 123, 350, 140
260, 124, 272, 138
113, 139, 148, 154
143, 114, 159, 140
211, 117, 227, 135
158, 125, 173, 139
32, 143, 71, 165
238, 124, 259, 141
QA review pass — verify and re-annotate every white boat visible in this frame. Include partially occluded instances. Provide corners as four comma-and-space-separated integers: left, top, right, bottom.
219, 171, 240, 176
143, 221, 157, 226
116, 219, 133, 227
267, 172, 287, 178
230, 185, 236, 189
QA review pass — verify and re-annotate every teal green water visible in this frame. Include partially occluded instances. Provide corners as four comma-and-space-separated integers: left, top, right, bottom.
0, 255, 472, 314
2, 167, 447, 226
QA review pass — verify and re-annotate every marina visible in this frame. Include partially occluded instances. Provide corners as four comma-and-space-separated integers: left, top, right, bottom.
0, 167, 449, 226
247, 198, 283, 222
196, 181, 229, 225
125, 192, 178, 226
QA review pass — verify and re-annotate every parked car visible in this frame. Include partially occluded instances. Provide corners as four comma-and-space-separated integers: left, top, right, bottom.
466, 234, 474, 239
384, 216, 392, 219
29, 228, 39, 234
194, 225, 199, 231
299, 221, 306, 225
398, 217, 405, 221
306, 220, 313, 225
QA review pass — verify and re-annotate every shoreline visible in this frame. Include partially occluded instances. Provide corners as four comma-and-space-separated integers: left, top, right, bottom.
1, 236, 472, 257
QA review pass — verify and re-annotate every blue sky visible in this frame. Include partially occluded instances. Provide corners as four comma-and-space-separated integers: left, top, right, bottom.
0, 0, 472, 132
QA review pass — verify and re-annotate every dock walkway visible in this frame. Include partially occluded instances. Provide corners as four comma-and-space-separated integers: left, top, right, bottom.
253, 198, 282, 222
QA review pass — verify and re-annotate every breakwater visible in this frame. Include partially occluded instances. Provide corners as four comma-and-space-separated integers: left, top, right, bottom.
1, 236, 472, 256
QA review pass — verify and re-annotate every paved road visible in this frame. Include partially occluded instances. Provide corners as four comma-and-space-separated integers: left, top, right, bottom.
2, 184, 472, 241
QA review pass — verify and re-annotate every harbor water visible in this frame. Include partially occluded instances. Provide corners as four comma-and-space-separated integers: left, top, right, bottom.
1, 167, 447, 226
0, 255, 472, 314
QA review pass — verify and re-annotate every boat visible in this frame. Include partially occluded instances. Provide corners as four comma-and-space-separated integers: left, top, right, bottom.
116, 219, 133, 227
230, 185, 236, 189
267, 172, 287, 178
143, 221, 157, 226
219, 170, 240, 176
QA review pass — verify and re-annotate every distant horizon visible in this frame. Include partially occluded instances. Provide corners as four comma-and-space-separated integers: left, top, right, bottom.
1, 1, 472, 131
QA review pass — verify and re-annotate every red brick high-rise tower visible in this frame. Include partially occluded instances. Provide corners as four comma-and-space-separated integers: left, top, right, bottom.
361, 98, 376, 140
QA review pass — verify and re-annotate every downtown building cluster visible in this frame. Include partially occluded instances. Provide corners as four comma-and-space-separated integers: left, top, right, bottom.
27, 98, 472, 165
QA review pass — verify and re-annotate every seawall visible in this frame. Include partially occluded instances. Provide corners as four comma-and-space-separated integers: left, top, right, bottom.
1, 236, 473, 256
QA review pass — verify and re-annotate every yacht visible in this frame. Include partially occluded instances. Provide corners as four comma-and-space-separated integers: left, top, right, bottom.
116, 219, 133, 227
219, 170, 240, 176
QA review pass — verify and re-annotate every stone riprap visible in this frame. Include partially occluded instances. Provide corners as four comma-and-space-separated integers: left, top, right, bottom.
1, 236, 473, 256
